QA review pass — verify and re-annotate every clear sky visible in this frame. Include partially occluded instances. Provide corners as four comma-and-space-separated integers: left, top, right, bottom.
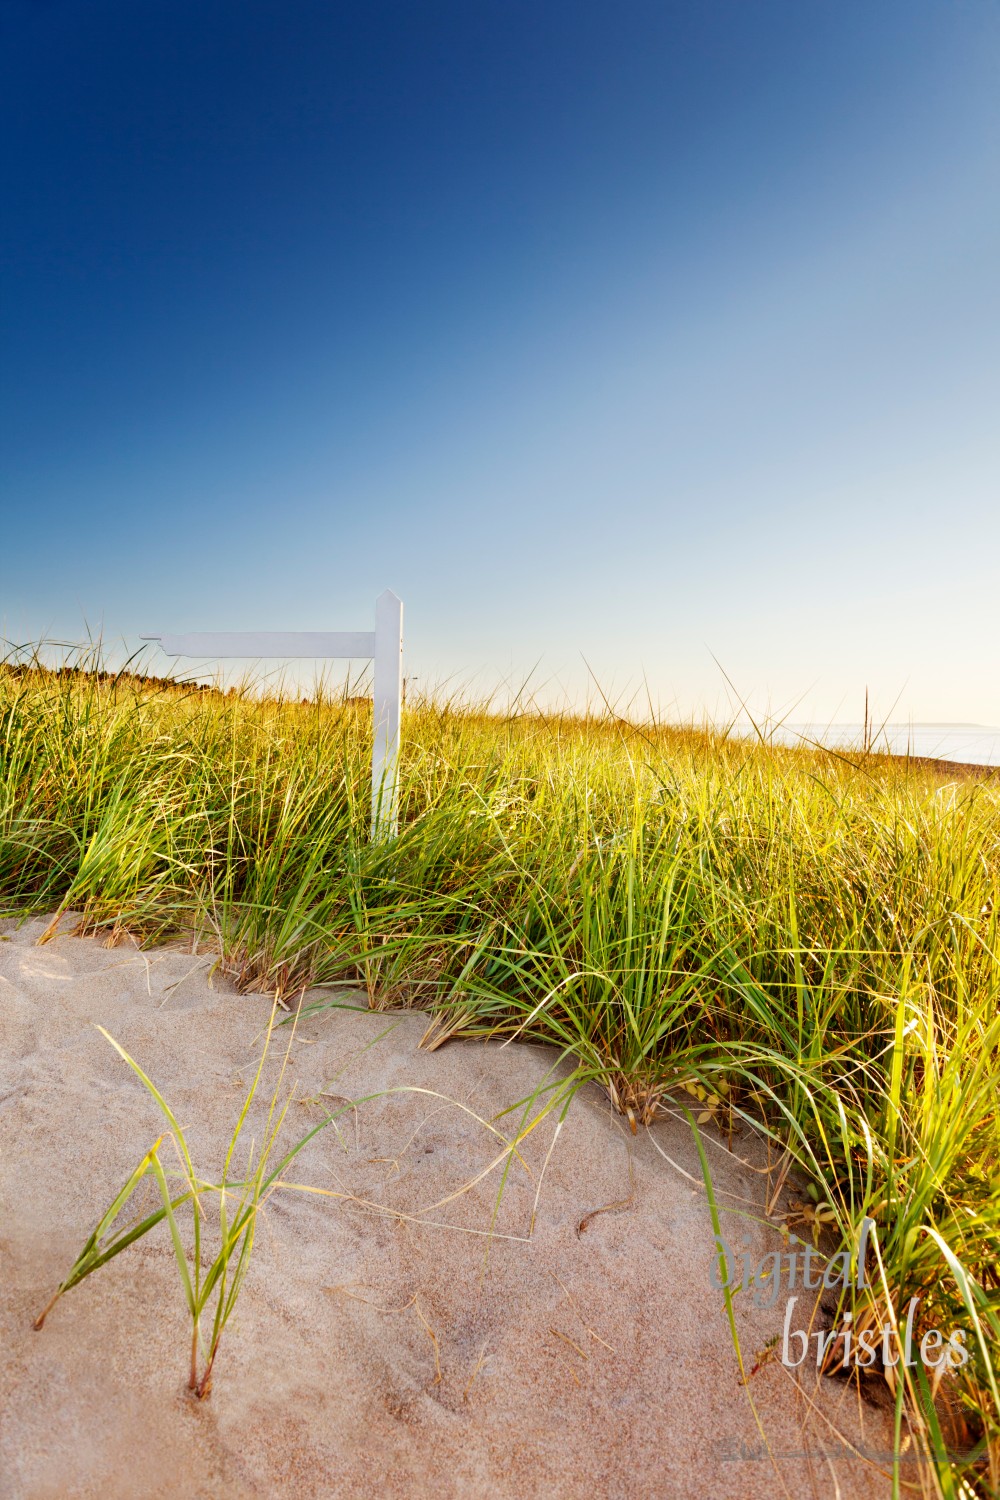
2, 2, 999, 721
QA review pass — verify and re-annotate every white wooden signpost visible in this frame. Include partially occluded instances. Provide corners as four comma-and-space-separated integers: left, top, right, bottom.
143, 589, 404, 838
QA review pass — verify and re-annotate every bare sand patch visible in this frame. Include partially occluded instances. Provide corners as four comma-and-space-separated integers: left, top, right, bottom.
0, 916, 898, 1499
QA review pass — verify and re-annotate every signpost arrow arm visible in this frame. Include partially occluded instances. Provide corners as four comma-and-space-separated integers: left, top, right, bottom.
139, 631, 375, 658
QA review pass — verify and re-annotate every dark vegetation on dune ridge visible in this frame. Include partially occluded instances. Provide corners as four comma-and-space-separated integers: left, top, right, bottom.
2, 653, 999, 1495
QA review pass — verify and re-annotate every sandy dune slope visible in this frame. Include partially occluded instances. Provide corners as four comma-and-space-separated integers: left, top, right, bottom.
0, 916, 900, 1499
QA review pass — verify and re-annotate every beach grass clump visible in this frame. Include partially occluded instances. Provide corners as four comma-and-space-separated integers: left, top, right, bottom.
32, 1000, 358, 1398
3, 648, 1000, 1492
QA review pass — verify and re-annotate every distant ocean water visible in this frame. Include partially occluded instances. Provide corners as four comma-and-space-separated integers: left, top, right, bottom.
730, 724, 1000, 768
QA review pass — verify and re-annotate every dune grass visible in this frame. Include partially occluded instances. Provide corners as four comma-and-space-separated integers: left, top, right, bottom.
3, 650, 999, 1494
32, 1000, 322, 1399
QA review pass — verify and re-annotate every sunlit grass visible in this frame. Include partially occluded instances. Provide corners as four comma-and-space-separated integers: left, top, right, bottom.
4, 648, 999, 1493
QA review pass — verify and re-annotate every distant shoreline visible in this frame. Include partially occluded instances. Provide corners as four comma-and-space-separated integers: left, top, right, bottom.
893, 753, 999, 780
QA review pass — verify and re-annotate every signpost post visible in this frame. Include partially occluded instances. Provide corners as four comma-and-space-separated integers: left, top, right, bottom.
142, 589, 404, 838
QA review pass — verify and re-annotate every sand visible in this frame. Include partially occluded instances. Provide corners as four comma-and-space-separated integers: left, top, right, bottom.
0, 915, 903, 1499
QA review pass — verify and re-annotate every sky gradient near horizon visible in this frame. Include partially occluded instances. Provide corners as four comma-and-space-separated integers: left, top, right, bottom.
2, 2, 999, 720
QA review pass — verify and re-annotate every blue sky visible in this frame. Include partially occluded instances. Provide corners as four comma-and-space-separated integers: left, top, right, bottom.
2, 1, 999, 720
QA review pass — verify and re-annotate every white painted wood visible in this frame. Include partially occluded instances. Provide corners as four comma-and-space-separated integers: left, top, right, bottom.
141, 631, 376, 658
371, 589, 404, 838
142, 596, 403, 840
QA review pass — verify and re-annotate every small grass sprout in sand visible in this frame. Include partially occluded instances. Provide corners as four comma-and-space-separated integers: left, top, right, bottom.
33, 1000, 352, 1398
31, 988, 556, 1401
